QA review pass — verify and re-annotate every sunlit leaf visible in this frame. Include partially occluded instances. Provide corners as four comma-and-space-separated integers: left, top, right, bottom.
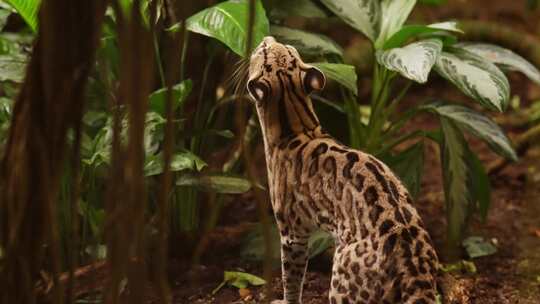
456, 43, 540, 85
422, 103, 517, 160
376, 39, 442, 83
462, 236, 497, 258
320, 0, 380, 42
176, 173, 251, 194
383, 21, 462, 49
149, 79, 192, 117
311, 62, 357, 95
375, 0, 416, 48
270, 26, 342, 57
186, 0, 269, 57
384, 141, 424, 198
434, 48, 510, 112
3, 0, 40, 32
224, 271, 266, 289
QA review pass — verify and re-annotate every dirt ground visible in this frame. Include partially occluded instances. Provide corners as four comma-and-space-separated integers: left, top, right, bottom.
67, 1, 540, 303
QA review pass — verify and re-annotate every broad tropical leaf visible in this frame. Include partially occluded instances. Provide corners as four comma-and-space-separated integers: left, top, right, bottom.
375, 0, 416, 48
3, 0, 40, 32
176, 173, 252, 194
383, 21, 462, 49
269, 0, 327, 19
149, 79, 192, 117
422, 103, 517, 160
384, 141, 424, 198
456, 43, 540, 85
434, 48, 510, 112
270, 26, 343, 57
376, 39, 442, 83
439, 118, 474, 254
186, 0, 269, 57
320, 0, 380, 42
311, 62, 358, 95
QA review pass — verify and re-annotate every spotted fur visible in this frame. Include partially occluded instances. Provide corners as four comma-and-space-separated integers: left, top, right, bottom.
247, 36, 439, 304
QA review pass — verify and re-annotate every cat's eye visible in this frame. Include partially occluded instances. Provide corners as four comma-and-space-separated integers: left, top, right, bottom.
247, 79, 269, 102
303, 67, 326, 94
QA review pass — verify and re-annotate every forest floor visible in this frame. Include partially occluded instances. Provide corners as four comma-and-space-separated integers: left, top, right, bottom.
68, 1, 540, 303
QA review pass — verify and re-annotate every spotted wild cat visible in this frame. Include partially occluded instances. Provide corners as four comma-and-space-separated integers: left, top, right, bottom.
246, 36, 440, 304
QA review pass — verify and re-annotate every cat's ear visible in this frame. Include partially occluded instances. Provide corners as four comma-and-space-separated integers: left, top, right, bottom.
303, 67, 326, 94
247, 79, 269, 102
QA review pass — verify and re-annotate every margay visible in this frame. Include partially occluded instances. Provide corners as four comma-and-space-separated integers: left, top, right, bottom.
247, 36, 440, 304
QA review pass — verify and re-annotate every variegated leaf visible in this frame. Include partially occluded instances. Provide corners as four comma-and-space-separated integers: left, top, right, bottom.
270, 26, 343, 57
439, 118, 474, 256
376, 39, 442, 83
422, 103, 517, 160
375, 0, 417, 48
320, 0, 380, 42
456, 43, 540, 85
311, 62, 358, 95
434, 48, 510, 112
383, 21, 462, 49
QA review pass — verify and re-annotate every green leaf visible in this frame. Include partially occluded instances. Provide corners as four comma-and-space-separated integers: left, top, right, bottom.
462, 236, 497, 258
434, 48, 510, 112
268, 0, 327, 19
384, 142, 424, 198
148, 79, 192, 117
456, 43, 540, 85
375, 0, 417, 49
422, 103, 517, 160
0, 54, 27, 82
469, 152, 491, 220
439, 118, 473, 252
176, 173, 251, 194
144, 151, 207, 177
320, 0, 380, 42
224, 271, 266, 289
383, 21, 462, 49
311, 62, 357, 95
3, 0, 40, 32
0, 5, 13, 30
376, 38, 442, 83
186, 0, 270, 57
308, 230, 334, 258
270, 26, 343, 57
